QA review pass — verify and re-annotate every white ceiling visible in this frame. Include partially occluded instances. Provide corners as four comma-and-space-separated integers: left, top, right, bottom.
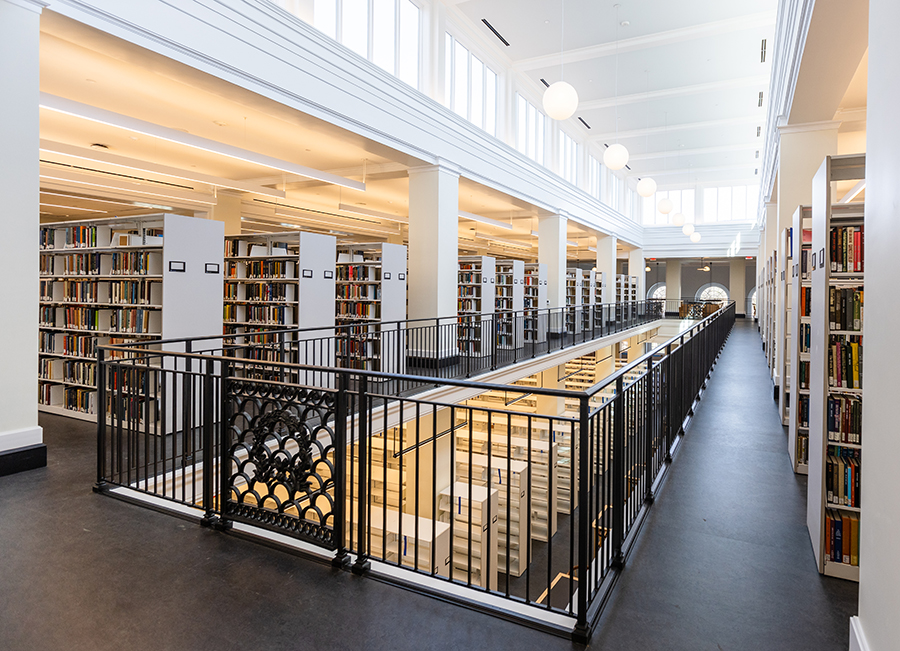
450, 0, 776, 188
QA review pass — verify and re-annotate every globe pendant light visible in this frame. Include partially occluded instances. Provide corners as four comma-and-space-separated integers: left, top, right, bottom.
682, 223, 695, 236
637, 176, 657, 198
690, 232, 702, 243
658, 198, 673, 214
543, 0, 579, 121
604, 4, 628, 169
671, 212, 685, 226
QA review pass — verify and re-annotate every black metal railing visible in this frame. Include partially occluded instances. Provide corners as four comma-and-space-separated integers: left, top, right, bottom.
94, 300, 734, 642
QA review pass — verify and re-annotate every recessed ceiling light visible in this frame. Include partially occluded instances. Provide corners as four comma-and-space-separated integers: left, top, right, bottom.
213, 120, 227, 127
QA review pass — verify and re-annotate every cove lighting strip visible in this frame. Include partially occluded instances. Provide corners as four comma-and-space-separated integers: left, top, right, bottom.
40, 140, 285, 200
459, 210, 513, 230
338, 202, 408, 224
39, 93, 365, 192
40, 168, 216, 206
477, 233, 532, 250
274, 211, 399, 236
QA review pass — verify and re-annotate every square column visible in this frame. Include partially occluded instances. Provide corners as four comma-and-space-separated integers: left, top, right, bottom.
628, 248, 645, 300
538, 214, 567, 309
665, 259, 682, 314
0, 0, 45, 476
595, 234, 617, 304
407, 163, 459, 320
729, 258, 746, 317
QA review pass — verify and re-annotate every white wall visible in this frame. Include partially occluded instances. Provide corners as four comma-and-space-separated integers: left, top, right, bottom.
856, 0, 900, 648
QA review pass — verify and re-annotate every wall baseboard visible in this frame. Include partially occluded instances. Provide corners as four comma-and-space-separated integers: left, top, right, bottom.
850, 616, 870, 651
0, 443, 47, 477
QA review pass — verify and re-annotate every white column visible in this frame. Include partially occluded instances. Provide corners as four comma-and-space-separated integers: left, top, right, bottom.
628, 248, 645, 299
0, 0, 44, 472
855, 2, 900, 648
729, 258, 747, 316
211, 192, 242, 236
407, 163, 459, 321
665, 259, 682, 312
538, 214, 567, 309
595, 234, 616, 304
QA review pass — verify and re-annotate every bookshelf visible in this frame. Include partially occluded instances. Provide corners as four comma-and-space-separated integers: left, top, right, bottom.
807, 154, 865, 582
523, 263, 547, 344
458, 256, 496, 358
495, 260, 524, 350
335, 243, 407, 373
438, 481, 499, 589
581, 269, 595, 332
38, 214, 223, 422
764, 252, 777, 383
778, 226, 794, 426
593, 271, 606, 330
788, 206, 812, 475
224, 231, 336, 366
565, 268, 583, 334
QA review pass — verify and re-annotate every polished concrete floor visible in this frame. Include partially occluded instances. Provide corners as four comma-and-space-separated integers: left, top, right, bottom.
0, 319, 857, 650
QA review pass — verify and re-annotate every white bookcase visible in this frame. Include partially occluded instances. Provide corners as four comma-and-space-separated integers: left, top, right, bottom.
565, 268, 583, 334
495, 260, 524, 350
807, 154, 865, 582
335, 243, 407, 373
38, 214, 223, 422
593, 271, 606, 330
778, 226, 794, 426
523, 263, 547, 344
581, 269, 595, 331
788, 206, 812, 474
438, 482, 499, 589
458, 256, 496, 357
224, 231, 336, 367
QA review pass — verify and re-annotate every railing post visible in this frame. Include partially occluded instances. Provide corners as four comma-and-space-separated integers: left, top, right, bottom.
574, 393, 592, 643
201, 358, 217, 527
216, 357, 233, 531
353, 373, 371, 575
93, 346, 107, 493
333, 371, 351, 568
612, 375, 626, 568
644, 360, 655, 503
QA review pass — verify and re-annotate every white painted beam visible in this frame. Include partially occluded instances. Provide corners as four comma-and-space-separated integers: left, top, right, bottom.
578, 75, 770, 112
589, 116, 765, 142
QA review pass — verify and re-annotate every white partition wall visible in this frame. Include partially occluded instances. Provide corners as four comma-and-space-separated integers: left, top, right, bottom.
0, 0, 44, 473
596, 234, 617, 305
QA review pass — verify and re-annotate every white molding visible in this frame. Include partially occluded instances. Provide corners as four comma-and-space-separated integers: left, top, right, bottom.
0, 426, 43, 452
834, 107, 867, 123
849, 617, 870, 651
1, 0, 49, 14
579, 75, 770, 112
514, 11, 776, 71
589, 116, 765, 143
628, 143, 760, 162
776, 119, 842, 135
628, 163, 757, 178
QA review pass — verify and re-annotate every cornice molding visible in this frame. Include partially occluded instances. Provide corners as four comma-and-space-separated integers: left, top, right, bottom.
776, 120, 842, 135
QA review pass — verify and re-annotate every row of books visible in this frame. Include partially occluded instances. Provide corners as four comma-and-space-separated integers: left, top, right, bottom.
829, 286, 863, 331
496, 274, 515, 285
458, 299, 482, 313
797, 433, 809, 465
797, 359, 810, 390
39, 306, 56, 327
458, 272, 484, 284
337, 284, 381, 300
58, 253, 101, 275
64, 225, 101, 249
65, 387, 96, 414
828, 334, 862, 390
228, 260, 296, 279
826, 448, 861, 508
109, 280, 158, 305
243, 283, 296, 302
64, 360, 96, 386
799, 323, 811, 353
61, 334, 96, 358
336, 265, 378, 281
799, 286, 811, 317
109, 309, 157, 334
109, 252, 158, 275
830, 225, 864, 273
828, 395, 862, 444
799, 248, 811, 280
825, 509, 860, 566
796, 394, 809, 428
337, 303, 381, 319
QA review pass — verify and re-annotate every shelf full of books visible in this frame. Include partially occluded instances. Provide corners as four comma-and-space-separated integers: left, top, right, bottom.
565, 268, 583, 334
593, 271, 606, 330
458, 256, 496, 357
38, 214, 224, 422
806, 154, 865, 582
523, 263, 547, 344
336, 243, 407, 373
495, 260, 524, 350
779, 226, 794, 426
788, 206, 812, 474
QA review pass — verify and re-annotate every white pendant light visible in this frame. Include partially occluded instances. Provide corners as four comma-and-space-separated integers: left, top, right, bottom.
658, 198, 673, 214
604, 143, 629, 171
543, 81, 579, 121
636, 177, 657, 198
544, 1, 578, 121
690, 232, 701, 243
682, 223, 695, 236
671, 212, 685, 226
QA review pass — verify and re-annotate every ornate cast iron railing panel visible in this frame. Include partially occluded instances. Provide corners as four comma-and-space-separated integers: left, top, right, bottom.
223, 375, 340, 550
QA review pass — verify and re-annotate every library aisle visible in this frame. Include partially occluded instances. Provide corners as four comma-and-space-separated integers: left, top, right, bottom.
593, 319, 858, 650
0, 320, 857, 650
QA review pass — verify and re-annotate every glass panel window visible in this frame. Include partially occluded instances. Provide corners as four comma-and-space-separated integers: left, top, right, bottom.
717, 186, 732, 222
341, 0, 368, 57
484, 68, 497, 136
314, 0, 337, 39
588, 156, 602, 200
471, 57, 484, 129
516, 95, 527, 155
398, 0, 419, 87
444, 33, 452, 107
732, 185, 747, 222
372, 0, 394, 73
704, 187, 718, 223
453, 41, 468, 118
558, 130, 577, 184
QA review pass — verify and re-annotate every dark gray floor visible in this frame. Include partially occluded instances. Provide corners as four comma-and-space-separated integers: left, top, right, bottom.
0, 319, 857, 650
593, 319, 858, 650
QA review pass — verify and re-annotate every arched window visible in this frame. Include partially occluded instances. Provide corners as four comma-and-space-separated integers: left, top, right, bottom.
695, 283, 729, 302
647, 282, 666, 301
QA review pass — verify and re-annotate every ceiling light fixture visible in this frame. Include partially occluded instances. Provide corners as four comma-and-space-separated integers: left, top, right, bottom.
274, 210, 399, 236
671, 212, 685, 226
543, 0, 579, 121
603, 5, 629, 170
690, 232, 702, 243
40, 202, 106, 213
459, 210, 514, 230
658, 198, 673, 215
682, 223, 695, 236
39, 93, 365, 192
338, 202, 408, 224
39, 172, 216, 206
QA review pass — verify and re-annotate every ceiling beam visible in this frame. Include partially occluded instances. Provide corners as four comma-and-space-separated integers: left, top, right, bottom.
577, 75, 769, 112
588, 115, 765, 142
627, 143, 761, 162
513, 11, 776, 71
627, 163, 758, 178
